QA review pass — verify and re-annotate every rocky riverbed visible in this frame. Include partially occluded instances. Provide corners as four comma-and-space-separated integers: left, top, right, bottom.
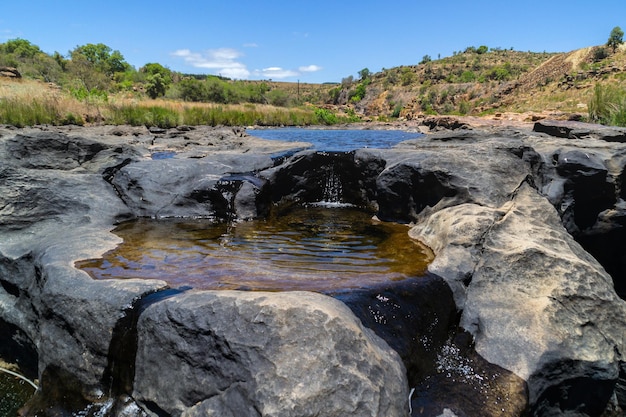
1, 120, 626, 416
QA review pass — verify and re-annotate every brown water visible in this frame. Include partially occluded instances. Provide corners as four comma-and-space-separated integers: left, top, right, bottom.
77, 207, 433, 292
0, 371, 36, 416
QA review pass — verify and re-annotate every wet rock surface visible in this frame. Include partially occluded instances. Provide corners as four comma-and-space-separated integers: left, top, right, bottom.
1, 122, 626, 416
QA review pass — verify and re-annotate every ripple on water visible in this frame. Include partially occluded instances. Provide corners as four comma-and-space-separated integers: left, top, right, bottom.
77, 207, 433, 292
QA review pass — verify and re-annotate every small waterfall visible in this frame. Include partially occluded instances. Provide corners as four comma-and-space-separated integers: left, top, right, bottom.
314, 165, 352, 208
323, 170, 343, 204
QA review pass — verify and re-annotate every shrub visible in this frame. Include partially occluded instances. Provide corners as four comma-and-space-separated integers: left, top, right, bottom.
460, 70, 476, 82
593, 47, 609, 62
349, 82, 367, 102
391, 102, 403, 118
401, 68, 415, 86
314, 107, 338, 125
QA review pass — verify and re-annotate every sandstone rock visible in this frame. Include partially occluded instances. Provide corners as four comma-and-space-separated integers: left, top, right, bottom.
133, 291, 409, 417
0, 66, 21, 78
411, 182, 626, 415
534, 119, 626, 142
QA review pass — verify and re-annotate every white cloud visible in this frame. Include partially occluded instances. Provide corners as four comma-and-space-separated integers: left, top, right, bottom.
256, 66, 299, 79
171, 48, 250, 79
299, 65, 322, 73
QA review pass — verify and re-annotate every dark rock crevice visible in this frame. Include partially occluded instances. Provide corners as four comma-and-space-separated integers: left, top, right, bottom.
102, 288, 189, 399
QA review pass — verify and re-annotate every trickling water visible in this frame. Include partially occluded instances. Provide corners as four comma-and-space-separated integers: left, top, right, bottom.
77, 207, 433, 292
313, 168, 351, 208
0, 369, 36, 416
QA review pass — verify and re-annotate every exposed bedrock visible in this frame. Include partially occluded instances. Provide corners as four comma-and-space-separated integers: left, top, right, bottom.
1, 123, 626, 416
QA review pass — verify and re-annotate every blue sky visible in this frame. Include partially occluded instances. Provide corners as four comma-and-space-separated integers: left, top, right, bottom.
1, 1, 624, 83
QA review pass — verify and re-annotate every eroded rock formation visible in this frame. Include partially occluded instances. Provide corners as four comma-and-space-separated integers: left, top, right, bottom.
1, 122, 626, 416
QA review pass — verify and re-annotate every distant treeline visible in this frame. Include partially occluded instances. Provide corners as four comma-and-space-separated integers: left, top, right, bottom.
0, 38, 330, 107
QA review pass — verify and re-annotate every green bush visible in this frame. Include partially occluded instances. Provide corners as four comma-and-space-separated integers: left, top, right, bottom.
349, 82, 367, 102
593, 47, 609, 62
314, 107, 338, 125
70, 86, 108, 102
460, 70, 476, 82
391, 102, 403, 118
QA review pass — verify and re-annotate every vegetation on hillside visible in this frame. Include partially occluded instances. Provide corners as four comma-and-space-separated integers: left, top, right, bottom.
1, 27, 626, 127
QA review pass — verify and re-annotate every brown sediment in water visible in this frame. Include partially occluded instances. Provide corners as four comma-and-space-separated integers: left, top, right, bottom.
76, 207, 433, 292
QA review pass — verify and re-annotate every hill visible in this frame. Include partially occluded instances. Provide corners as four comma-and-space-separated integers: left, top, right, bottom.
2, 37, 626, 127
337, 44, 626, 123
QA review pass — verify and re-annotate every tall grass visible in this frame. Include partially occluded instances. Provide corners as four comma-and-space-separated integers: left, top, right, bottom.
0, 98, 58, 127
588, 84, 626, 127
0, 79, 335, 127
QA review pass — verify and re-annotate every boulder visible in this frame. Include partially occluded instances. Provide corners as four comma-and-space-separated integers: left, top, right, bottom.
405, 129, 626, 415
133, 291, 409, 417
0, 66, 21, 78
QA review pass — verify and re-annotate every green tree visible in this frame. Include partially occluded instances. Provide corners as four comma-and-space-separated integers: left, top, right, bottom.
141, 63, 172, 85
419, 55, 432, 64
358, 68, 371, 81
3, 38, 41, 58
607, 26, 624, 53
67, 53, 111, 91
71, 43, 129, 76
178, 78, 207, 102
145, 73, 167, 99
477, 45, 489, 54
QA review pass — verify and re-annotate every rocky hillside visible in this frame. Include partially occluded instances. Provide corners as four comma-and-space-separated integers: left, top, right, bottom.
337, 44, 626, 121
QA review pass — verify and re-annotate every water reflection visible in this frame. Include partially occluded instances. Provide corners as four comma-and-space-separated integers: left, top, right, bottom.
77, 207, 433, 292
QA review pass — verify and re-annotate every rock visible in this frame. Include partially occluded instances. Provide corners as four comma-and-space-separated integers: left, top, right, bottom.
362, 135, 531, 223
421, 116, 470, 131
522, 130, 626, 297
0, 66, 21, 78
3, 123, 626, 416
411, 181, 626, 415
133, 291, 409, 417
108, 154, 275, 218
534, 119, 626, 142
330, 275, 457, 385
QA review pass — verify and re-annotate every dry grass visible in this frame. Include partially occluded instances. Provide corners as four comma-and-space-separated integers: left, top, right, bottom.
0, 78, 322, 127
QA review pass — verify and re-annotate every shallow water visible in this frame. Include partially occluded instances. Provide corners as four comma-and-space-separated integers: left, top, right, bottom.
0, 372, 35, 416
248, 128, 421, 152
77, 207, 433, 292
